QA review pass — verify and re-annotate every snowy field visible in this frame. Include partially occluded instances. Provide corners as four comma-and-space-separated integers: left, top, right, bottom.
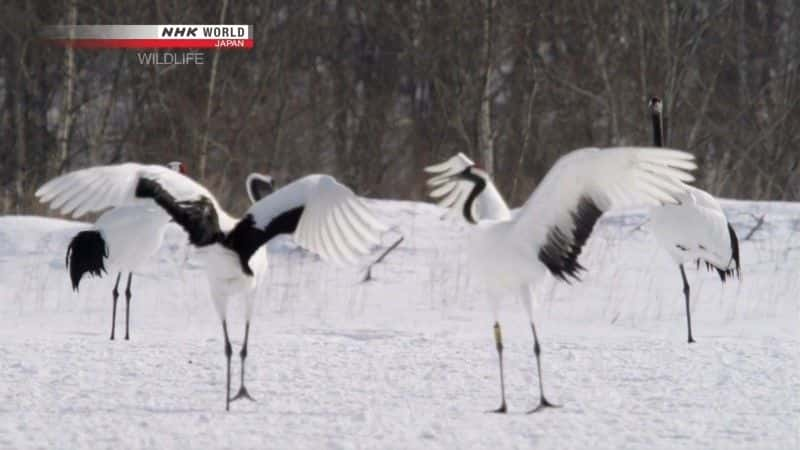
0, 199, 798, 449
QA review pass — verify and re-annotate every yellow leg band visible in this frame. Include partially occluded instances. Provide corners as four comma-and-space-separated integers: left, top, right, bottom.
493, 322, 503, 347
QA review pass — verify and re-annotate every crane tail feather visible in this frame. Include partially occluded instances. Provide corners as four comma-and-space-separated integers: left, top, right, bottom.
65, 230, 109, 291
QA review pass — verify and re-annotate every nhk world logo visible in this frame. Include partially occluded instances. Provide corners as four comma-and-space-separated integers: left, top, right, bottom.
159, 25, 248, 40
42, 25, 253, 50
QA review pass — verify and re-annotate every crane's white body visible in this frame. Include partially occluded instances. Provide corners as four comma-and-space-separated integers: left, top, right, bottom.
649, 185, 735, 269
94, 205, 171, 272
199, 243, 267, 320
474, 185, 512, 222
469, 219, 543, 294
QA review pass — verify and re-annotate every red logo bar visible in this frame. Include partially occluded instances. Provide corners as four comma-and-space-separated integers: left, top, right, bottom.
48, 38, 253, 49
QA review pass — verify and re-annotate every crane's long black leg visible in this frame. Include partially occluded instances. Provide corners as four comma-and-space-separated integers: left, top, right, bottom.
527, 320, 559, 414
110, 273, 121, 340
222, 320, 233, 411
124, 273, 133, 340
231, 321, 255, 402
488, 322, 507, 413
679, 264, 695, 343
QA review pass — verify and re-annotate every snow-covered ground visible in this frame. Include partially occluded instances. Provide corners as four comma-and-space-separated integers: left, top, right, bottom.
0, 199, 797, 449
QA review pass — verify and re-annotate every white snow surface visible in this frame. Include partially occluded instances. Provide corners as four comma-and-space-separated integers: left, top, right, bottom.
0, 199, 797, 449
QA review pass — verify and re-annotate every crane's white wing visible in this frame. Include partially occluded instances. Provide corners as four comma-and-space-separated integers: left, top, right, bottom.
682, 184, 723, 211
426, 153, 475, 215
36, 163, 215, 218
425, 153, 511, 222
294, 176, 389, 264
226, 174, 388, 272
512, 146, 696, 281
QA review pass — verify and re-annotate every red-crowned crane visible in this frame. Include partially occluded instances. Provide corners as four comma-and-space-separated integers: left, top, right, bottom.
43, 161, 186, 340
425, 146, 696, 413
647, 97, 741, 343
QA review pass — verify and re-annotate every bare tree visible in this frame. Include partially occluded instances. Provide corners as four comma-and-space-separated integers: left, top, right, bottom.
478, 0, 495, 174
55, 0, 77, 175
0, 0, 798, 215
198, 0, 229, 180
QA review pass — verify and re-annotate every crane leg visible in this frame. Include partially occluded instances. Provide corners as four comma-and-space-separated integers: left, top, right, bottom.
110, 273, 121, 340
222, 320, 233, 411
679, 265, 695, 343
526, 320, 559, 414
124, 273, 133, 340
231, 321, 255, 402
489, 321, 507, 413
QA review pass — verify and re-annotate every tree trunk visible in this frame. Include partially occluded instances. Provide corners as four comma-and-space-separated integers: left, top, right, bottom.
736, 1, 749, 110
333, 0, 350, 177
478, 0, 494, 175
56, 0, 77, 175
89, 55, 123, 165
12, 49, 28, 213
199, 0, 229, 180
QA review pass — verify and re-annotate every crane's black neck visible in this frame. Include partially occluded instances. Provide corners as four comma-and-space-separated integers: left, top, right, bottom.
460, 168, 487, 225
651, 111, 664, 147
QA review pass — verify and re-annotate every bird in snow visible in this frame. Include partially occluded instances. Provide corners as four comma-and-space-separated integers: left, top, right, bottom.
36, 164, 387, 410
647, 96, 741, 343
425, 146, 696, 413
41, 161, 186, 341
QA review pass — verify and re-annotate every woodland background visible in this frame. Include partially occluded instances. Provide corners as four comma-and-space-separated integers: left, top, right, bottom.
1, 0, 799, 215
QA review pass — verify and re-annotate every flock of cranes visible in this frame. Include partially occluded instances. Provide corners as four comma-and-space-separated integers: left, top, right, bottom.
32, 98, 741, 412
